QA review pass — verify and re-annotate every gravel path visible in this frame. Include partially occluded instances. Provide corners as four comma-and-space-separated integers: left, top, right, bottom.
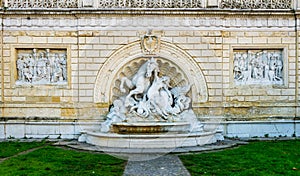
123, 155, 191, 176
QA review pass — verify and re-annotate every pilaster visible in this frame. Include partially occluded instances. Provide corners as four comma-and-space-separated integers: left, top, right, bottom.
0, 16, 2, 103
297, 15, 300, 118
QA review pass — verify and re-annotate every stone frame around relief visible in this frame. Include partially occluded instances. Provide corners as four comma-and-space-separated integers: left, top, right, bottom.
230, 45, 288, 88
11, 45, 71, 88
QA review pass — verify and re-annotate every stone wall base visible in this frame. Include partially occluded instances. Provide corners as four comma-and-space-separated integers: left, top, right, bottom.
0, 120, 299, 139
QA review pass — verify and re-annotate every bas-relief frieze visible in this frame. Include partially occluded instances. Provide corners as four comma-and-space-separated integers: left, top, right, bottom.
233, 49, 284, 86
16, 48, 67, 85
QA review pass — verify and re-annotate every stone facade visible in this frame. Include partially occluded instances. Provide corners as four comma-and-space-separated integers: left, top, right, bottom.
0, 0, 300, 139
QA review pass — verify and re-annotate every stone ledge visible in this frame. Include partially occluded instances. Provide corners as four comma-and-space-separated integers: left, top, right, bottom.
56, 139, 248, 154
0, 8, 296, 16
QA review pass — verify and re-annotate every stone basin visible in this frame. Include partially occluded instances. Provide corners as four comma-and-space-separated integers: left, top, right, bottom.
79, 122, 218, 149
80, 130, 217, 149
111, 122, 191, 134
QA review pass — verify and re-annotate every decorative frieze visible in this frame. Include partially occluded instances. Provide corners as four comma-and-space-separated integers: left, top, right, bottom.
4, 0, 295, 9
16, 48, 67, 85
220, 0, 292, 9
97, 0, 202, 8
5, 0, 202, 9
233, 49, 284, 86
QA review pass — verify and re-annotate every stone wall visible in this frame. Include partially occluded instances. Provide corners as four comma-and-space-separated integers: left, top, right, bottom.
0, 2, 300, 138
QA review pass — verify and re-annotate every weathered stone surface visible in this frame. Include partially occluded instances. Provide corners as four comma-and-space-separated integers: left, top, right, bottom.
0, 4, 299, 139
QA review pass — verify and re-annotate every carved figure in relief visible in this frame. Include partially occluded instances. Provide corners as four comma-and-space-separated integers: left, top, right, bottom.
234, 50, 283, 85
32, 49, 38, 78
101, 57, 193, 132
16, 48, 67, 85
17, 56, 25, 81
275, 54, 283, 80
52, 54, 63, 82
60, 54, 68, 81
36, 52, 47, 80
27, 55, 35, 80
120, 57, 159, 107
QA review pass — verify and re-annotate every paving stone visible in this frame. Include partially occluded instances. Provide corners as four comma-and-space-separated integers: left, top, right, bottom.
123, 155, 190, 176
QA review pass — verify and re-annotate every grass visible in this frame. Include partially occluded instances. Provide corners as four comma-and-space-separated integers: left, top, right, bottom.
0, 140, 48, 158
180, 140, 300, 176
1, 140, 300, 176
0, 144, 126, 176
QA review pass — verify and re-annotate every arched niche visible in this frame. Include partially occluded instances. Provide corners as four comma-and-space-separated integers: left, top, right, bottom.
94, 41, 208, 106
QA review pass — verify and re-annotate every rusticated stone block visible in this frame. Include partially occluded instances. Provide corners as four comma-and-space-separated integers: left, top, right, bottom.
52, 97, 61, 103
61, 108, 77, 117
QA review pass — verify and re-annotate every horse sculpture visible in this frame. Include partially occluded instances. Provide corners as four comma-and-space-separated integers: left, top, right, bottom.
146, 76, 173, 119
120, 57, 159, 107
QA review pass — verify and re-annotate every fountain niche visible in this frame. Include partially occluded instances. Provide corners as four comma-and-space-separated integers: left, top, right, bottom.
79, 56, 219, 149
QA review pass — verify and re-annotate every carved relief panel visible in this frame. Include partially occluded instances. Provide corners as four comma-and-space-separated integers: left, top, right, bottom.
15, 48, 68, 85
233, 49, 284, 86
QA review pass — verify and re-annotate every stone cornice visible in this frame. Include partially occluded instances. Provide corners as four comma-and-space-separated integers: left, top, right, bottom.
0, 8, 296, 17
1, 14, 296, 31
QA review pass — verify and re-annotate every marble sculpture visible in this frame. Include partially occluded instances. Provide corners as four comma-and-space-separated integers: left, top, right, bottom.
101, 57, 200, 132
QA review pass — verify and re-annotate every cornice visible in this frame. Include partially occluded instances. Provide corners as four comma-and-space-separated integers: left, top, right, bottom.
0, 8, 296, 17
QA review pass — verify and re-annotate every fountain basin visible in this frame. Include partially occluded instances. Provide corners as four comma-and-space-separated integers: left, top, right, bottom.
80, 130, 217, 149
112, 122, 191, 134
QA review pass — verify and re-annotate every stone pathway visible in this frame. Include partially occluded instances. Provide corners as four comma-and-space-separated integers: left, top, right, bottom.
123, 155, 191, 176
61, 139, 248, 175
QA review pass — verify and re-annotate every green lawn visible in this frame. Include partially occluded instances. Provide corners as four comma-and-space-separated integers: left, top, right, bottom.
1, 140, 300, 176
0, 141, 48, 158
0, 143, 126, 176
180, 140, 300, 176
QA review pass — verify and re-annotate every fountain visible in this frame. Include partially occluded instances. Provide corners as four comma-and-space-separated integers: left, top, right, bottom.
79, 57, 220, 150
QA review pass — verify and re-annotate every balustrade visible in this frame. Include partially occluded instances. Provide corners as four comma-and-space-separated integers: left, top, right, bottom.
4, 0, 78, 8
1, 0, 294, 9
219, 0, 293, 9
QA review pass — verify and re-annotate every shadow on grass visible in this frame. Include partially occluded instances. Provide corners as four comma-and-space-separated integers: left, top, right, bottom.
0, 145, 126, 176
0, 141, 49, 158
180, 140, 300, 176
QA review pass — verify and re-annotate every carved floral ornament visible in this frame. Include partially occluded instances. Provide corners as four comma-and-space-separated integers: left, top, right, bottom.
219, 0, 292, 9
3, 0, 293, 9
